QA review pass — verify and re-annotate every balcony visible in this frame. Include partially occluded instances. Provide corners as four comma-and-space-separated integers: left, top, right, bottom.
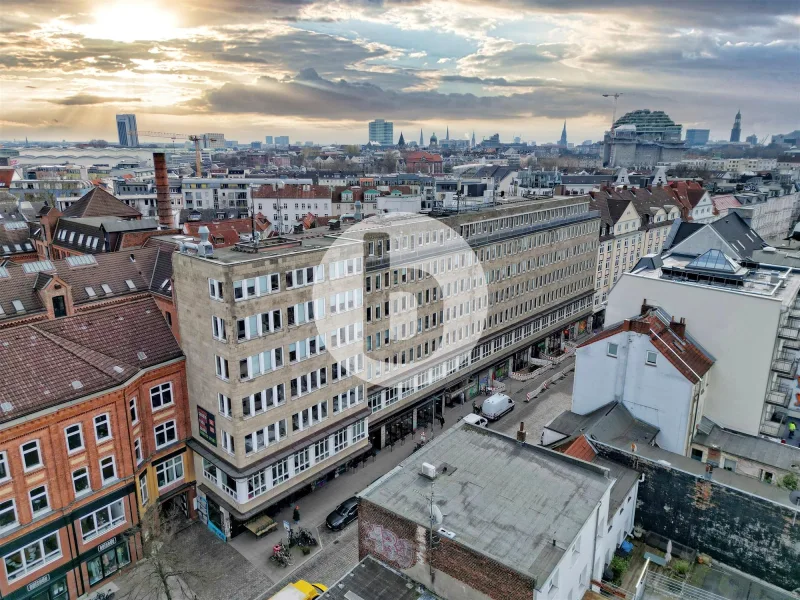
790, 308, 800, 319
772, 353, 798, 376
766, 382, 792, 407
784, 337, 800, 350
779, 326, 800, 340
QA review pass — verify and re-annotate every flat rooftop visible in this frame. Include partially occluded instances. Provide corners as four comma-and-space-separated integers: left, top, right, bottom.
359, 422, 613, 588
320, 556, 435, 600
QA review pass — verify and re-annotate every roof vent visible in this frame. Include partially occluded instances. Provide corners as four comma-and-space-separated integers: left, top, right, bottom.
71, 380, 83, 390
137, 351, 147, 360
0, 402, 13, 413
420, 462, 437, 479
113, 366, 124, 374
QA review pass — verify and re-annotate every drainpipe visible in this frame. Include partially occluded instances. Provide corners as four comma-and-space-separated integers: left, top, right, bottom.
590, 501, 601, 590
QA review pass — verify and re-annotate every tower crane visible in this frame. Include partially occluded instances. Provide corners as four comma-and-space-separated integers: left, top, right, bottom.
134, 130, 217, 176
602, 93, 623, 132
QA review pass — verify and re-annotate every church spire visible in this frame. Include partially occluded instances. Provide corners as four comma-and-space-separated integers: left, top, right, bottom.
559, 121, 567, 146
445, 126, 449, 141
398, 131, 405, 147
419, 128, 424, 147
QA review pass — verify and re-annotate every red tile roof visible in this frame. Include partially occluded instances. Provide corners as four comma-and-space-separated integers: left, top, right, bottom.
404, 151, 443, 162
561, 435, 597, 462
0, 297, 182, 423
252, 184, 330, 200
711, 194, 741, 214
0, 169, 14, 189
182, 216, 271, 249
579, 308, 714, 384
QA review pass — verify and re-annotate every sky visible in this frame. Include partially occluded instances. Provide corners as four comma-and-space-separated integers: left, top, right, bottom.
1, 0, 798, 145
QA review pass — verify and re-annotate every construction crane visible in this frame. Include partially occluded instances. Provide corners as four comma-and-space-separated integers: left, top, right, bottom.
759, 134, 770, 146
602, 93, 623, 132
134, 130, 217, 176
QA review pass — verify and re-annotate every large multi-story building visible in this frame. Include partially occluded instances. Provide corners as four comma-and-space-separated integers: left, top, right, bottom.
275, 136, 290, 147
0, 298, 192, 600
201, 133, 226, 150
115, 114, 139, 147
730, 110, 742, 143
603, 110, 686, 168
685, 128, 710, 146
251, 184, 332, 232
368, 120, 394, 146
181, 177, 313, 215
173, 196, 599, 538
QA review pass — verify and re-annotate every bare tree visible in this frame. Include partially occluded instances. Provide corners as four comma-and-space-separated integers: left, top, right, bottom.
119, 505, 204, 600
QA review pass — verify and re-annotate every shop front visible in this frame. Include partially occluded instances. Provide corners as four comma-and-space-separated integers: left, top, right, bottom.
2, 566, 72, 600
82, 535, 131, 590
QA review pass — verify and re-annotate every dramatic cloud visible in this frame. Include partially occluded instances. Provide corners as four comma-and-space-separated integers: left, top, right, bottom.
0, 0, 797, 143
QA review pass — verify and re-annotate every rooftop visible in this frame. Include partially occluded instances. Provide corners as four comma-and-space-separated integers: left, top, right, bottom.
359, 423, 614, 587
0, 297, 182, 423
61, 186, 142, 219
693, 419, 800, 472
320, 556, 436, 600
546, 402, 660, 448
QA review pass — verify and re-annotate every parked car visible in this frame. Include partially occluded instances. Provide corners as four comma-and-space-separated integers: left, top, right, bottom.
326, 497, 358, 530
480, 393, 515, 421
462, 413, 489, 427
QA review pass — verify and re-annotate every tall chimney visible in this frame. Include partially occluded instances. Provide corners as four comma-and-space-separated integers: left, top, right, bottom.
153, 152, 172, 227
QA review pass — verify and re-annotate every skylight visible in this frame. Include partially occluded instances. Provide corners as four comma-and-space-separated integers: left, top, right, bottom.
23, 260, 55, 274
101, 284, 112, 294
125, 279, 136, 290
66, 255, 97, 268
0, 267, 8, 279
686, 249, 739, 273
12, 300, 24, 313
3, 222, 27, 231
85, 286, 97, 297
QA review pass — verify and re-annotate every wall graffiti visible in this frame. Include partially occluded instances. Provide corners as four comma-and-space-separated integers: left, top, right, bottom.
363, 521, 414, 568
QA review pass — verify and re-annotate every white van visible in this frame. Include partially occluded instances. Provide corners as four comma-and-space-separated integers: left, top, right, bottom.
463, 413, 488, 428
480, 393, 515, 421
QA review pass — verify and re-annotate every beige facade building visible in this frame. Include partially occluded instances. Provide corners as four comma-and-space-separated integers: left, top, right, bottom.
174, 196, 600, 536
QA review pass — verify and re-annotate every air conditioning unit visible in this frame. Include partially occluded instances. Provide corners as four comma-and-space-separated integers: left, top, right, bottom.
421, 462, 437, 479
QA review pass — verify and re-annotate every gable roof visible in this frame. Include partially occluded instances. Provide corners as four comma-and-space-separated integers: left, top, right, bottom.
0, 297, 182, 423
580, 308, 715, 384
61, 186, 141, 218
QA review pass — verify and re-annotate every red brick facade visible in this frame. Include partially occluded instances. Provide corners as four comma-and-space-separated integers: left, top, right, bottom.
358, 500, 535, 600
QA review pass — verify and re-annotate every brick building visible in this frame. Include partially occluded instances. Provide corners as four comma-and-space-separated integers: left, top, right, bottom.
403, 151, 443, 175
0, 299, 193, 600
358, 422, 637, 600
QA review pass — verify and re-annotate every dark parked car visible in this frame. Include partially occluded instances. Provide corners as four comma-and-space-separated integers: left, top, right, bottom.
326, 497, 358, 531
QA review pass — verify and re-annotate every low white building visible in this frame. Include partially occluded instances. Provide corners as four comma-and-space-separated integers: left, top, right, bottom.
572, 308, 714, 455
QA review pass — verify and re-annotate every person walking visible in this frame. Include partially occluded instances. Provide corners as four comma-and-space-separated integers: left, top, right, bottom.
438, 414, 445, 429
472, 400, 478, 415
789, 421, 797, 439
292, 505, 300, 524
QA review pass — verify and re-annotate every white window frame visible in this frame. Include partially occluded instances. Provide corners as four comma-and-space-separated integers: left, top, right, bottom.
645, 350, 658, 366
94, 414, 112, 443
606, 342, 618, 358
212, 315, 227, 341
99, 455, 117, 484
154, 420, 178, 449
209, 278, 224, 300
215, 355, 229, 380
139, 472, 149, 506
21, 440, 42, 472
29, 485, 49, 516
150, 382, 174, 410
65, 423, 84, 454
72, 467, 91, 497
155, 455, 184, 489
129, 396, 138, 425
3, 532, 61, 582
79, 499, 125, 542
0, 452, 8, 483
218, 393, 232, 418
134, 438, 143, 465
0, 498, 17, 532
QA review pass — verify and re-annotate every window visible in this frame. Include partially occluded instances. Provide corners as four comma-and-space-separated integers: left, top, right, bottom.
271, 458, 289, 486
215, 355, 229, 380
80, 499, 125, 542
154, 420, 178, 449
606, 342, 618, 358
134, 438, 143, 465
94, 414, 111, 442
315, 438, 330, 462
0, 452, 7, 483
334, 428, 348, 453
218, 393, 232, 418
3, 532, 61, 582
645, 350, 658, 366
139, 473, 149, 506
150, 382, 173, 409
100, 456, 117, 484
0, 499, 16, 531
129, 397, 138, 424
21, 440, 42, 472
72, 467, 91, 497
690, 448, 703, 461
29, 485, 49, 516
209, 278, 223, 300
156, 455, 184, 489
212, 316, 227, 341
65, 423, 84, 453
294, 448, 310, 473
352, 419, 366, 442
221, 430, 235, 455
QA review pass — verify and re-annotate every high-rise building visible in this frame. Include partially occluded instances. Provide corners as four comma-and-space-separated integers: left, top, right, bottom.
116, 114, 139, 147
730, 110, 742, 143
368, 119, 394, 145
746, 134, 758, 146
685, 129, 710, 146
275, 136, 290, 147
201, 133, 225, 149
559, 121, 568, 146
265, 136, 274, 146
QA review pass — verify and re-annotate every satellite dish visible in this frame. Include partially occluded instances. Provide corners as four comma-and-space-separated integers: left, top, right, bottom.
790, 491, 800, 506
430, 504, 443, 526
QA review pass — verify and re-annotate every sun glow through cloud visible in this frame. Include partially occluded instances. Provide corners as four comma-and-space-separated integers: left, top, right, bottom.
81, 2, 180, 42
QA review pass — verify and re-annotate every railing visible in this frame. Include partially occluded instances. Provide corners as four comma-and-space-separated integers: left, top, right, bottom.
645, 571, 730, 600
783, 336, 800, 350
525, 363, 575, 402
771, 353, 798, 375
779, 326, 800, 340
790, 308, 800, 319
766, 383, 792, 407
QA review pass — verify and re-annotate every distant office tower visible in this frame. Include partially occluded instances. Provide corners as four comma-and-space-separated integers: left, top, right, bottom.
745, 134, 758, 146
251, 141, 262, 149
685, 129, 710, 146
201, 133, 225, 149
559, 121, 567, 146
730, 110, 742, 143
368, 119, 394, 145
275, 136, 290, 147
116, 114, 139, 147
265, 136, 274, 145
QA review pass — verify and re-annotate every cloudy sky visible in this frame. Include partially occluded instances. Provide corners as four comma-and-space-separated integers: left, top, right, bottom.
1, 0, 798, 144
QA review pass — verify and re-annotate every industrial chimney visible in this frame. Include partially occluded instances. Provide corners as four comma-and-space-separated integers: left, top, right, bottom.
153, 152, 172, 227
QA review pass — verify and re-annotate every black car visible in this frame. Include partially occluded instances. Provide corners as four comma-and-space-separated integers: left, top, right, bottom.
326, 497, 358, 531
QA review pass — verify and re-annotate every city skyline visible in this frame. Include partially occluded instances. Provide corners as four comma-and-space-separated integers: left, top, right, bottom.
0, 1, 797, 144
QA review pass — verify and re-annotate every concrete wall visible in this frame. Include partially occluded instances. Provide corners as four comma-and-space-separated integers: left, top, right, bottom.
606, 273, 782, 436
595, 443, 800, 591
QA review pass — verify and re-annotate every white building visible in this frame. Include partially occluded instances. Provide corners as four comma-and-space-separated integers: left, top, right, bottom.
572, 308, 714, 455
181, 177, 313, 214
607, 249, 800, 439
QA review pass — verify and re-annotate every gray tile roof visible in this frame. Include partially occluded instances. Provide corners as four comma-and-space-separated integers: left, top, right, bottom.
693, 422, 800, 472
359, 422, 613, 587
61, 186, 142, 218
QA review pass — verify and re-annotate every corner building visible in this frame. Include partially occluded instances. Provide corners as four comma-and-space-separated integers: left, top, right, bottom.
174, 195, 599, 537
